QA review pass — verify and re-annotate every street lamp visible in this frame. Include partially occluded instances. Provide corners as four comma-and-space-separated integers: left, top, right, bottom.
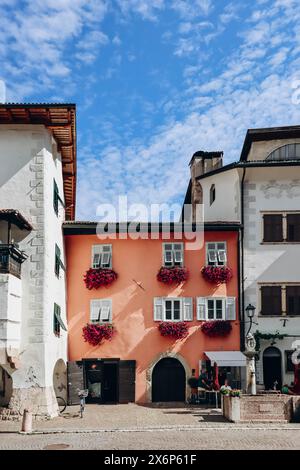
245, 303, 256, 336
244, 303, 257, 395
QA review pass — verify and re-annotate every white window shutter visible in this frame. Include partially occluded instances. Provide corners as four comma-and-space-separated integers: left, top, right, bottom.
100, 299, 112, 322
90, 300, 101, 322
183, 298, 193, 321
154, 297, 164, 321
197, 297, 206, 320
225, 297, 236, 320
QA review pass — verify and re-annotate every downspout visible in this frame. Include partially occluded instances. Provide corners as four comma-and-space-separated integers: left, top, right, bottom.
240, 167, 246, 352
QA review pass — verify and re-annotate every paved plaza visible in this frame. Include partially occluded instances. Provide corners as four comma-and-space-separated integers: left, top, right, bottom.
0, 404, 300, 450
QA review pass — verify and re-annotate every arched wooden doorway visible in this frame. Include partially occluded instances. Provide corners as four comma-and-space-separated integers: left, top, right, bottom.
263, 347, 282, 390
152, 357, 186, 402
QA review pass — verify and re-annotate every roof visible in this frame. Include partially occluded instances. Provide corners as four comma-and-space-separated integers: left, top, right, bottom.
240, 125, 300, 161
189, 150, 223, 166
0, 103, 76, 220
0, 209, 33, 230
63, 221, 241, 235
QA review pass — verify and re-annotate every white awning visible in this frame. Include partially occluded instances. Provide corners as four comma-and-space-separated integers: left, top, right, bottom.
204, 351, 247, 367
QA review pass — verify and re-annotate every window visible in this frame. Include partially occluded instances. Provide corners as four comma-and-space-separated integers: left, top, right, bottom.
92, 245, 112, 269
263, 214, 283, 242
206, 242, 227, 266
196, 297, 236, 321
210, 184, 216, 205
261, 286, 282, 316
90, 299, 112, 323
266, 143, 300, 161
285, 350, 300, 372
287, 214, 300, 242
153, 297, 193, 321
163, 243, 184, 267
53, 179, 64, 216
55, 244, 65, 277
286, 286, 300, 316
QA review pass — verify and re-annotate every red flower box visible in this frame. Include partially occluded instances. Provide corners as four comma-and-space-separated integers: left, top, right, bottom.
158, 322, 189, 339
157, 267, 189, 285
84, 268, 118, 290
201, 266, 233, 284
82, 323, 114, 346
201, 320, 232, 337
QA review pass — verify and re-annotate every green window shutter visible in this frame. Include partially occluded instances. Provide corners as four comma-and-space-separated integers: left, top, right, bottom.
55, 244, 61, 276
53, 179, 59, 215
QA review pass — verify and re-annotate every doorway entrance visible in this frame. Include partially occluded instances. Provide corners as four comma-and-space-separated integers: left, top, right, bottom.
85, 359, 118, 404
152, 357, 186, 402
263, 347, 282, 390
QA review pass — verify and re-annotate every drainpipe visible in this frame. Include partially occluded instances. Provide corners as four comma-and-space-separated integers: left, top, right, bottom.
240, 167, 246, 352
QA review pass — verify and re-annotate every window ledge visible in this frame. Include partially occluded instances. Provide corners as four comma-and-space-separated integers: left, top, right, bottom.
261, 241, 300, 245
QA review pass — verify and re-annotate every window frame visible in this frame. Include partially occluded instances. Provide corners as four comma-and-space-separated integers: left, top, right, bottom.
53, 179, 65, 216
164, 298, 182, 321
162, 243, 184, 268
205, 241, 227, 266
53, 303, 61, 337
206, 297, 226, 320
54, 243, 65, 277
258, 283, 300, 317
261, 211, 300, 244
210, 184, 216, 206
91, 245, 112, 269
266, 143, 300, 161
90, 299, 112, 324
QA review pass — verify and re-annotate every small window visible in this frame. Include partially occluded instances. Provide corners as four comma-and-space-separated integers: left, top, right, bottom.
92, 245, 112, 269
263, 214, 283, 242
163, 243, 184, 267
261, 286, 282, 316
210, 184, 216, 205
55, 244, 61, 277
90, 299, 112, 323
267, 143, 300, 161
206, 242, 226, 266
165, 299, 181, 321
54, 303, 61, 337
53, 180, 59, 215
287, 214, 300, 242
207, 298, 225, 320
286, 286, 300, 316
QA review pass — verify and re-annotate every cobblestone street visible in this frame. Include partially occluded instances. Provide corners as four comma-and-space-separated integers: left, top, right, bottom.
0, 404, 299, 450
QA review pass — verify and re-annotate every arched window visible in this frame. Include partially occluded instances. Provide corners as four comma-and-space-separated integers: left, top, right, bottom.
210, 184, 216, 206
266, 143, 300, 161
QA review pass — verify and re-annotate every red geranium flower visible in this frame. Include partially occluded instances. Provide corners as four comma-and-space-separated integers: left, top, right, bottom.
157, 267, 189, 285
84, 268, 118, 290
158, 321, 189, 339
201, 320, 232, 337
201, 266, 233, 284
82, 323, 114, 346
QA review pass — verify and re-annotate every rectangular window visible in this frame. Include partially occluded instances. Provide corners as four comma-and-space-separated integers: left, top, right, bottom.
53, 303, 61, 337
163, 243, 184, 267
53, 179, 59, 215
55, 244, 61, 277
207, 298, 225, 320
263, 214, 283, 242
261, 286, 282, 316
90, 299, 112, 323
165, 299, 181, 321
206, 242, 227, 266
286, 286, 300, 316
287, 214, 300, 242
153, 297, 193, 322
92, 245, 112, 269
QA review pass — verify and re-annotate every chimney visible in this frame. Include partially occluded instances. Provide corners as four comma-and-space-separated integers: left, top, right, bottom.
189, 151, 223, 222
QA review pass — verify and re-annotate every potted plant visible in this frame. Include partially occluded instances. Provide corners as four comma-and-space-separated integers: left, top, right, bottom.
188, 376, 199, 404
82, 323, 114, 346
158, 321, 189, 339
201, 320, 232, 337
201, 266, 233, 284
84, 268, 118, 290
157, 266, 189, 285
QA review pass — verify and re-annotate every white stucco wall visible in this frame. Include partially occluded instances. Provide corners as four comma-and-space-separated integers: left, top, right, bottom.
0, 274, 22, 361
0, 125, 67, 413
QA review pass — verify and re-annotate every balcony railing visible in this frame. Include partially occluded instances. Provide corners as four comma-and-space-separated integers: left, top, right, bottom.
0, 244, 27, 278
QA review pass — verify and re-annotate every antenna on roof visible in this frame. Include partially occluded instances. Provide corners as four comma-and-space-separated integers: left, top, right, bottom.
0, 80, 6, 103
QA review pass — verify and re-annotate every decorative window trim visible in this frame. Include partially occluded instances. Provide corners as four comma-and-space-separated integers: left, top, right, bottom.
205, 241, 227, 266
261, 211, 300, 244
258, 282, 300, 317
162, 243, 184, 268
90, 299, 112, 324
92, 245, 112, 269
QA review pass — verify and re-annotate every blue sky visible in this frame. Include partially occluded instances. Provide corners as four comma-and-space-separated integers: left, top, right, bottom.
1, 0, 300, 219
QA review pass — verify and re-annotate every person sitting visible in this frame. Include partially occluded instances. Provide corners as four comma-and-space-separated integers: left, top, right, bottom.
198, 369, 211, 390
220, 379, 232, 394
281, 383, 294, 395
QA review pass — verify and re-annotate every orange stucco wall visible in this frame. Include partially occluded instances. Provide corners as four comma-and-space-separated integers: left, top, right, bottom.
65, 231, 240, 403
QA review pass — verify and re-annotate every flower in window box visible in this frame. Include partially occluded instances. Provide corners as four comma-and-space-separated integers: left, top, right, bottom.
158, 321, 189, 339
82, 323, 114, 346
201, 265, 233, 284
201, 320, 232, 337
157, 267, 189, 285
84, 268, 118, 290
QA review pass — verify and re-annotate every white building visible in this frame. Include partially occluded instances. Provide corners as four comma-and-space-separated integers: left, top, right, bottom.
0, 104, 76, 418
185, 127, 300, 390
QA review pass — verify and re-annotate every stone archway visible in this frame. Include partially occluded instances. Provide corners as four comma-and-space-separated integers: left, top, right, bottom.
0, 365, 13, 407
146, 352, 191, 403
53, 359, 67, 402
